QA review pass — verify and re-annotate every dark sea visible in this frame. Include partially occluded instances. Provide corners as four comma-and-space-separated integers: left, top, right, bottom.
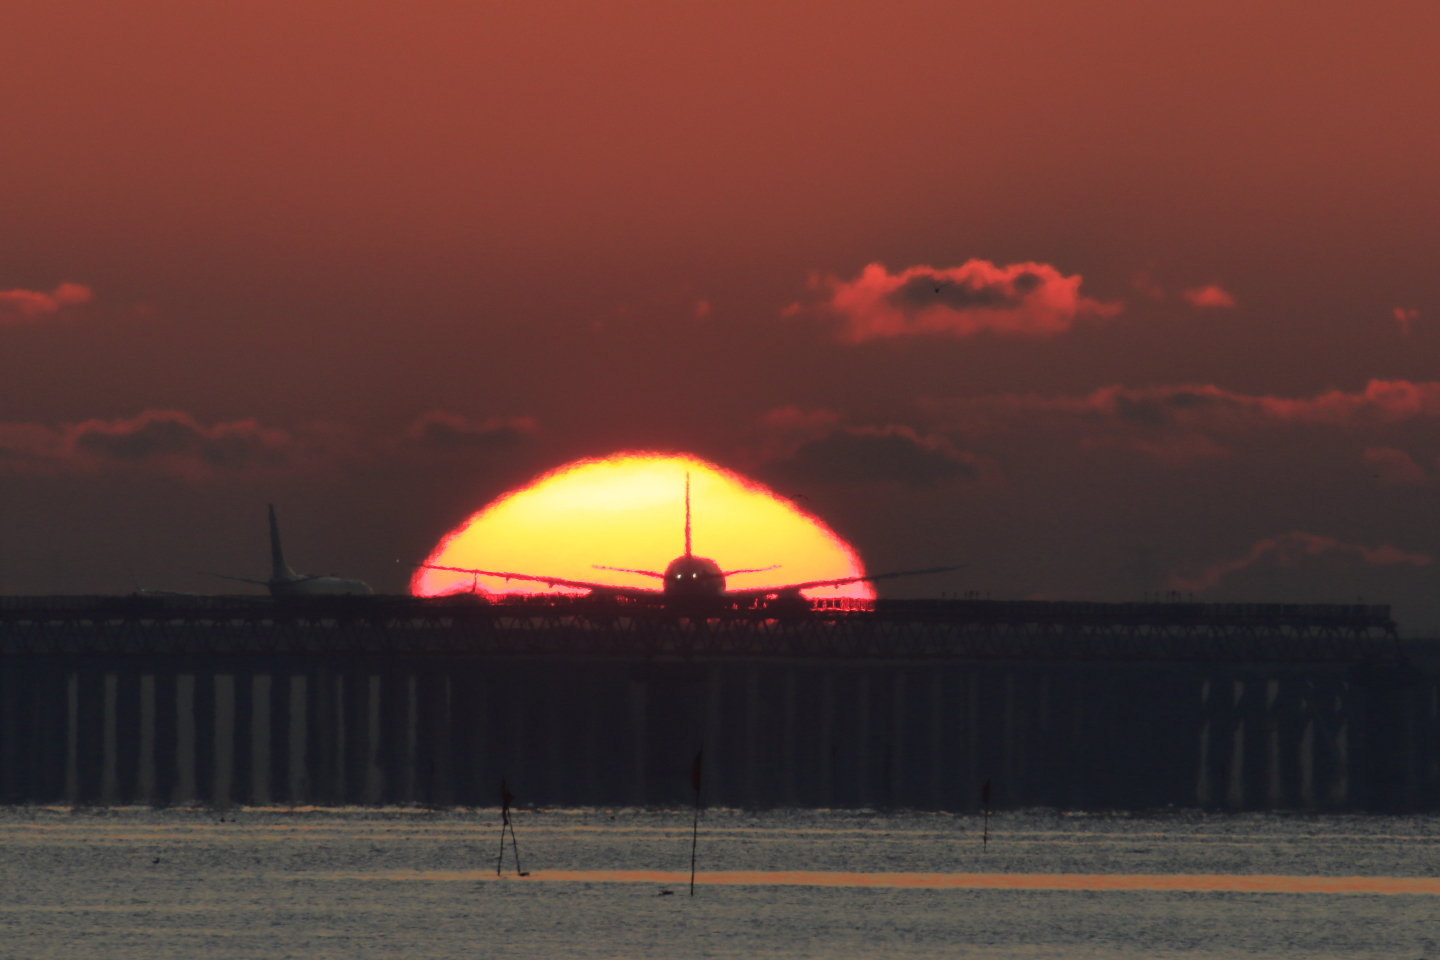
2, 806, 1436, 959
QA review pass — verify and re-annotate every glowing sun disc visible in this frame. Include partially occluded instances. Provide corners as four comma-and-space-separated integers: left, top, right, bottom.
411, 453, 873, 599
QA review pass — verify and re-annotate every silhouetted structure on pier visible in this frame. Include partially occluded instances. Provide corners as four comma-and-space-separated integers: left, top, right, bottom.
0, 595, 1432, 811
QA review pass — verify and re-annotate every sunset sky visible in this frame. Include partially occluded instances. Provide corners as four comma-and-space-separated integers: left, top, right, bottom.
2, 1, 1438, 630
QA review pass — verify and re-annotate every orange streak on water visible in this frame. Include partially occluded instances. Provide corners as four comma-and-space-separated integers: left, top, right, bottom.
315, 870, 1440, 894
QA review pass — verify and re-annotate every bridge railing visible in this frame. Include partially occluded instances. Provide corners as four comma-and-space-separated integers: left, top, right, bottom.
0, 595, 1402, 663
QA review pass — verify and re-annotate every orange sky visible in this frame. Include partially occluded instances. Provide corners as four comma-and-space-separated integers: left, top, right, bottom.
0, 1, 1438, 628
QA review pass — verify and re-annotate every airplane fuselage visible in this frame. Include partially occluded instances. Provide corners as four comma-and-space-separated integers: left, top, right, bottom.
662, 554, 726, 597
270, 575, 371, 597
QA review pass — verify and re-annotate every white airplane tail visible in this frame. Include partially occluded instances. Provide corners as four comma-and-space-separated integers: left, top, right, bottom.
269, 504, 296, 581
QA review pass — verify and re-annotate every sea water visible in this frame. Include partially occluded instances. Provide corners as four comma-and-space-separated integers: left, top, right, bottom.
1, 806, 1437, 959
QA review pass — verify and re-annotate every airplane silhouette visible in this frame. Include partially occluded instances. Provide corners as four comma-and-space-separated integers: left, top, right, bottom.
419, 474, 961, 601
206, 505, 372, 596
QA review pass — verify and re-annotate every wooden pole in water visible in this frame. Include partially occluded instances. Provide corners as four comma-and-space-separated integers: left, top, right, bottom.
982, 778, 991, 850
498, 779, 527, 876
510, 819, 526, 877
689, 749, 703, 897
497, 780, 512, 875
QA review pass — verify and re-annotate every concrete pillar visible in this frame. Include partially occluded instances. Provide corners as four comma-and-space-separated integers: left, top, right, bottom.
1226, 681, 1245, 809
544, 677, 562, 805
192, 671, 215, 804
365, 675, 383, 804
819, 671, 834, 806
1431, 684, 1439, 807
76, 671, 104, 804
855, 672, 869, 807
1332, 708, 1349, 807
1003, 674, 1016, 807
0, 667, 16, 802
891, 671, 906, 808
745, 670, 759, 807
332, 673, 347, 803
405, 674, 418, 802
251, 674, 272, 805
1300, 716, 1315, 807
704, 669, 724, 806
63, 673, 78, 803
1034, 674, 1051, 806
152, 672, 177, 806
583, 675, 599, 803
214, 674, 235, 809
929, 673, 942, 809
312, 669, 333, 803
115, 670, 141, 803
630, 679, 647, 805
1195, 679, 1212, 806
288, 674, 308, 803
1265, 680, 1282, 808
138, 675, 156, 804
431, 674, 454, 805
967, 673, 980, 810
102, 673, 119, 803
1404, 682, 1420, 811
174, 674, 196, 805
378, 671, 408, 805
782, 671, 797, 806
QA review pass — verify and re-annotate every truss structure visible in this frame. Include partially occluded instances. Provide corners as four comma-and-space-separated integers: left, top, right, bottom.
0, 595, 1402, 663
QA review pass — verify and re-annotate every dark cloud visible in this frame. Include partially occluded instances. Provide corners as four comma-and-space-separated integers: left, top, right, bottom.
404, 413, 537, 452
1113, 395, 1169, 428
1170, 531, 1431, 592
72, 414, 289, 468
769, 427, 976, 488
933, 379, 1440, 453
892, 273, 1018, 311
0, 411, 300, 479
0, 409, 538, 481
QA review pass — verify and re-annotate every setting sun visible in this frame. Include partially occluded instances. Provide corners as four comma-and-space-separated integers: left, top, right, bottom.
411, 453, 873, 599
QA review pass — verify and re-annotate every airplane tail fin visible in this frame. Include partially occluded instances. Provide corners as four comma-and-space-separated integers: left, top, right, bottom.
269, 504, 294, 580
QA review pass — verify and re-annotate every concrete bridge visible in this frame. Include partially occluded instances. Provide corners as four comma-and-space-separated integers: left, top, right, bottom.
0, 595, 1431, 812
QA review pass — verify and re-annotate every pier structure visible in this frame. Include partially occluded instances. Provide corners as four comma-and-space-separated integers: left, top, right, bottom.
0, 594, 1432, 811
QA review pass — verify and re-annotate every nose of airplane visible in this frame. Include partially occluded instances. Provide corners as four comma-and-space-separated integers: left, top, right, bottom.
662, 554, 726, 596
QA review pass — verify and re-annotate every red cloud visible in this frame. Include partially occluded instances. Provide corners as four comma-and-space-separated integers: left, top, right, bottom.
1170, 531, 1432, 592
1181, 284, 1236, 308
801, 260, 1121, 342
1394, 307, 1419, 336
0, 282, 92, 321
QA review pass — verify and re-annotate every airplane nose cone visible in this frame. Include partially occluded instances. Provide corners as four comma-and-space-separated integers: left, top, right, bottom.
662, 555, 726, 596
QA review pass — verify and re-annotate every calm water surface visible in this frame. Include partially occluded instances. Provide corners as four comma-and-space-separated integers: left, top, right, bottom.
2, 806, 1437, 959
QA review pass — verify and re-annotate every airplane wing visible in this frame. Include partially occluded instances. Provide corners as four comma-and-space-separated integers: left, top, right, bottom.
203, 571, 332, 586
724, 563, 967, 600
593, 564, 779, 581
201, 572, 271, 587
721, 564, 781, 577
592, 565, 665, 578
416, 563, 661, 598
